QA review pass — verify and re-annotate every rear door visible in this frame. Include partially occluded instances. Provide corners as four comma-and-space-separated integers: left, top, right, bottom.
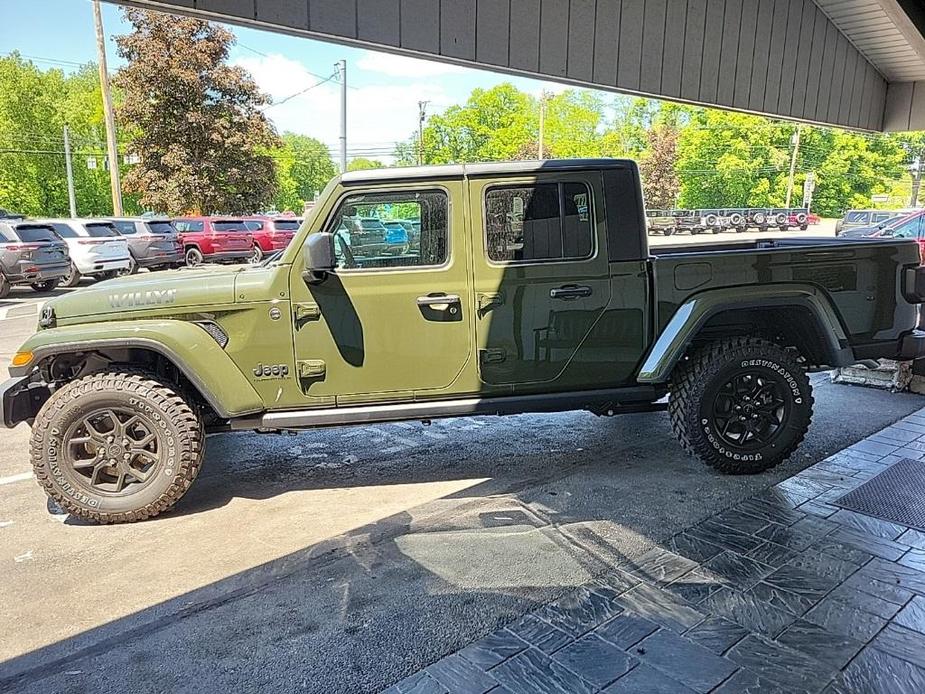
468, 171, 616, 390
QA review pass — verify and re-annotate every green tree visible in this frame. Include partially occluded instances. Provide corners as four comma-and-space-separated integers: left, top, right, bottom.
274, 132, 335, 211
114, 9, 279, 214
0, 55, 130, 217
346, 157, 384, 171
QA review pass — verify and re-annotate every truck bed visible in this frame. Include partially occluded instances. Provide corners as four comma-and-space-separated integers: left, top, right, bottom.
649, 235, 922, 353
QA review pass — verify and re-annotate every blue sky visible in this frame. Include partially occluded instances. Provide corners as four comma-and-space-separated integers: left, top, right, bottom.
3, 0, 575, 161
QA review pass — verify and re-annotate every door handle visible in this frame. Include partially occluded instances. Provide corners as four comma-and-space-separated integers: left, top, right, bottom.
550, 285, 592, 300
416, 294, 461, 308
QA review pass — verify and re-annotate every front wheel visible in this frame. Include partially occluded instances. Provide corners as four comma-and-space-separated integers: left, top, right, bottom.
669, 337, 813, 474
30, 370, 205, 523
31, 279, 60, 293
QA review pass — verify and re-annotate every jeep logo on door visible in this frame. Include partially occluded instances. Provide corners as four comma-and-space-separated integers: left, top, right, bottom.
108, 289, 177, 309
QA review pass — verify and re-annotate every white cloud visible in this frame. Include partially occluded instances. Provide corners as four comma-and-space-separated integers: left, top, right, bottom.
234, 53, 451, 163
355, 50, 467, 78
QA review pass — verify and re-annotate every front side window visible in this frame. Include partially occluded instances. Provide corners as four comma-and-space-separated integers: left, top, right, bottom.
485, 182, 593, 263
325, 189, 448, 269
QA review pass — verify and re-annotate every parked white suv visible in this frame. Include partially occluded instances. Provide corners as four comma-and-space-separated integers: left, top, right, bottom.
37, 219, 132, 287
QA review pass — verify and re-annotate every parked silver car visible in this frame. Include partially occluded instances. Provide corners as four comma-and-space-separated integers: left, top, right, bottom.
0, 221, 70, 298
109, 217, 183, 273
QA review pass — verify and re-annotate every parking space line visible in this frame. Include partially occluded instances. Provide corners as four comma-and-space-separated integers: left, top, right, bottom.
0, 472, 33, 486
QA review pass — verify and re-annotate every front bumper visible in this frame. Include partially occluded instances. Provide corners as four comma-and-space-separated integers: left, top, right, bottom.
0, 376, 48, 428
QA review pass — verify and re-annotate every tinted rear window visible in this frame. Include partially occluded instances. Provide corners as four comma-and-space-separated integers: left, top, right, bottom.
84, 223, 119, 238
15, 225, 59, 243
360, 219, 385, 229
147, 221, 176, 235
50, 223, 78, 238
272, 220, 300, 231
212, 221, 247, 232
112, 221, 137, 235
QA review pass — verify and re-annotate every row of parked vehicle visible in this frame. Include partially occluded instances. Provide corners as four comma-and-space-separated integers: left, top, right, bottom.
646, 207, 818, 235
0, 214, 303, 299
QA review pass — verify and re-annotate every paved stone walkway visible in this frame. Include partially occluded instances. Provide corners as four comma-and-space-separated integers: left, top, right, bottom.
384, 409, 925, 694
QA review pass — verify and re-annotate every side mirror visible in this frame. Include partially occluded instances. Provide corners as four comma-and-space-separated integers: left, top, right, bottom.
302, 232, 336, 283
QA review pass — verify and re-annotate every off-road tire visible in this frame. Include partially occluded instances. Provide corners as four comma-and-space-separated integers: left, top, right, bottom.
0, 274, 10, 299
30, 279, 60, 293
669, 337, 813, 474
31, 370, 204, 523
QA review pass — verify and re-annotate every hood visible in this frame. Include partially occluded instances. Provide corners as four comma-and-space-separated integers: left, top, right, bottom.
47, 266, 244, 321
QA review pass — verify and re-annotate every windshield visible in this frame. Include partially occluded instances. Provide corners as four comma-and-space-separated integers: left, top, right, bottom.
146, 221, 176, 235
84, 223, 119, 238
212, 221, 247, 232
15, 225, 59, 243
272, 220, 300, 231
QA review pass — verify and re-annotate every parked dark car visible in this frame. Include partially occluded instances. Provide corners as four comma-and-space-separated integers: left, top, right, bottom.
172, 217, 254, 266
244, 216, 301, 262
109, 218, 183, 273
838, 214, 906, 239
835, 209, 900, 235
868, 210, 925, 259
334, 217, 390, 257
0, 221, 70, 297
744, 208, 770, 231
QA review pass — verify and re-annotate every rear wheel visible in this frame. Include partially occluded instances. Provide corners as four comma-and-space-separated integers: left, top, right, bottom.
185, 247, 204, 267
669, 337, 813, 474
30, 279, 60, 293
250, 244, 264, 264
30, 370, 204, 523
126, 255, 138, 274
0, 274, 10, 299
61, 263, 81, 288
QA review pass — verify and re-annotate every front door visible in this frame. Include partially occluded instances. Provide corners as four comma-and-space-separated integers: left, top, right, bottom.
468, 172, 614, 390
289, 182, 472, 405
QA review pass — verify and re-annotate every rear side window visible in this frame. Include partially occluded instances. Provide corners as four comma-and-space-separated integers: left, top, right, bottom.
50, 223, 78, 238
272, 220, 300, 231
14, 225, 58, 243
84, 223, 119, 238
146, 221, 176, 235
845, 211, 870, 224
245, 220, 264, 231
212, 221, 247, 232
485, 182, 593, 263
112, 221, 137, 235
174, 221, 203, 232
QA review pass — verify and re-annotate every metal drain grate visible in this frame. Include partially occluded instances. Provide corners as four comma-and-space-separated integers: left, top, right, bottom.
833, 458, 925, 532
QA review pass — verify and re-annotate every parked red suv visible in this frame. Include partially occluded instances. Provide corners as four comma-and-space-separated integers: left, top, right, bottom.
172, 217, 254, 266
243, 215, 301, 262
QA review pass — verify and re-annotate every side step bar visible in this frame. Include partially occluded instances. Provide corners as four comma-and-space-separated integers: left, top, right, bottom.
230, 386, 667, 431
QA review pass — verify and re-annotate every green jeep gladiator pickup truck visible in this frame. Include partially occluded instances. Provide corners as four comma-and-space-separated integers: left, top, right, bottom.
4, 160, 925, 523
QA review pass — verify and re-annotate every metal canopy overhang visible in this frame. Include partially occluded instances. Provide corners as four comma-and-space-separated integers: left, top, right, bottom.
107, 0, 925, 132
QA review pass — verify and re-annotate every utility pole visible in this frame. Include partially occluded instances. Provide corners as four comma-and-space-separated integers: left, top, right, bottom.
63, 125, 77, 217
538, 91, 547, 159
911, 156, 923, 208
785, 124, 802, 209
93, 0, 123, 215
417, 100, 429, 166
336, 59, 347, 173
